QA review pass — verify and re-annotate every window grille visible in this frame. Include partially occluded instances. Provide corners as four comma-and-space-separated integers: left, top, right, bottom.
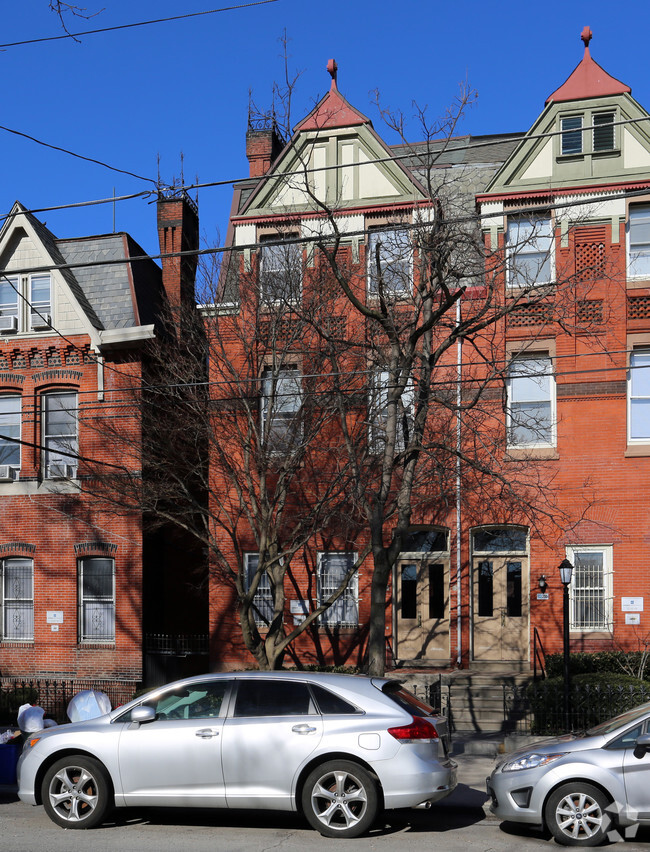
79, 558, 115, 641
319, 552, 358, 627
1, 558, 33, 640
244, 554, 274, 626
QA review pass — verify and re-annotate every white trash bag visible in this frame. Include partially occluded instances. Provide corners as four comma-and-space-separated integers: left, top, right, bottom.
66, 690, 112, 722
17, 704, 46, 733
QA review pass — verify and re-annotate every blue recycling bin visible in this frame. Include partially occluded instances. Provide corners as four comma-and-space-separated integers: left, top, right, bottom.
0, 742, 21, 785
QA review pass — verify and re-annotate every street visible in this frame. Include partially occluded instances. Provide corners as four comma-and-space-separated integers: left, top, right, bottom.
2, 755, 650, 852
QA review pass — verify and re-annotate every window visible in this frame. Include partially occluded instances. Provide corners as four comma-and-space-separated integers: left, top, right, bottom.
318, 552, 358, 628
566, 546, 612, 632
119, 680, 231, 722
244, 553, 274, 626
310, 684, 359, 714
233, 679, 315, 717
1, 558, 33, 640
42, 391, 78, 477
369, 369, 414, 452
507, 356, 555, 447
259, 236, 301, 303
79, 557, 115, 641
627, 206, 650, 278
506, 217, 553, 287
0, 396, 21, 469
593, 112, 615, 152
367, 227, 412, 296
628, 349, 650, 441
561, 116, 583, 155
261, 366, 301, 452
0, 274, 51, 333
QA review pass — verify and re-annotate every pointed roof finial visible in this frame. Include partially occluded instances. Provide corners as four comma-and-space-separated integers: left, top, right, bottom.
327, 58, 338, 91
546, 26, 630, 104
581, 25, 593, 51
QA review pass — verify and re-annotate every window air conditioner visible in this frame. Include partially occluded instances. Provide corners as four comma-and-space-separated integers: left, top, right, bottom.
0, 315, 18, 333
0, 465, 18, 482
31, 313, 51, 331
46, 463, 78, 480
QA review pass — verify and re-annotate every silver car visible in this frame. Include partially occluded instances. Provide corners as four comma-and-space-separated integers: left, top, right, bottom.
487, 701, 650, 846
18, 671, 456, 838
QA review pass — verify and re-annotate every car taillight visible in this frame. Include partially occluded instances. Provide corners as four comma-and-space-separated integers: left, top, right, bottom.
388, 715, 439, 742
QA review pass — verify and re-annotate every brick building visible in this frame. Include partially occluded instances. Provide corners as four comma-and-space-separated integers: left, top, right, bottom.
0, 193, 206, 698
208, 31, 650, 674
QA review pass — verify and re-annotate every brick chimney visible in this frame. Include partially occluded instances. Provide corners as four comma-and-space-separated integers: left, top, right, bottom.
246, 127, 285, 178
157, 191, 199, 333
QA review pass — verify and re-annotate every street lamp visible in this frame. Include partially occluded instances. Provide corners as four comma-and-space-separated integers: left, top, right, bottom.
559, 558, 574, 731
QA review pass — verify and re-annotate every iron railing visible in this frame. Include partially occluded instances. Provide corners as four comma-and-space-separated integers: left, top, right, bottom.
144, 633, 209, 656
0, 677, 138, 725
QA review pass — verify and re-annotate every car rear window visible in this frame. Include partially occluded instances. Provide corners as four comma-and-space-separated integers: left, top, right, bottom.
233, 680, 316, 717
382, 683, 436, 717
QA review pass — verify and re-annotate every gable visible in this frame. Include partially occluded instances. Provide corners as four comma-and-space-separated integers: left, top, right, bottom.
241, 123, 428, 218
485, 92, 650, 197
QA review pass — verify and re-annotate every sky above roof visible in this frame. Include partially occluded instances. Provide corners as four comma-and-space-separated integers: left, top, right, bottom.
2, 0, 648, 263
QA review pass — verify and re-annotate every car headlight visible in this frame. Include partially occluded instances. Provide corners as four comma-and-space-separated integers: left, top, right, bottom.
501, 752, 567, 772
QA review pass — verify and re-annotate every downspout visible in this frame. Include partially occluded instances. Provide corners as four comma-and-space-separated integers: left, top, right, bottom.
456, 297, 462, 667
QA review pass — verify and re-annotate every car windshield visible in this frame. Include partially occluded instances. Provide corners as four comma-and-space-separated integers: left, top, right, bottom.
585, 701, 650, 737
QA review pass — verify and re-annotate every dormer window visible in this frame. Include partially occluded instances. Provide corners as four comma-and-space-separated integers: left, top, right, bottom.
561, 116, 583, 155
593, 112, 615, 152
0, 273, 51, 334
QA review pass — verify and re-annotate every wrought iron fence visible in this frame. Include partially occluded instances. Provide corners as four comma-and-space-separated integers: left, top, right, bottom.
0, 677, 138, 725
504, 681, 650, 735
144, 633, 209, 656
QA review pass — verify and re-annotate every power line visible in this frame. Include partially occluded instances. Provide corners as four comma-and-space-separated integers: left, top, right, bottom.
0, 2, 280, 49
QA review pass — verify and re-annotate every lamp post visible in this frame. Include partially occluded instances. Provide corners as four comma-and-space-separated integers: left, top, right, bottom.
559, 558, 574, 732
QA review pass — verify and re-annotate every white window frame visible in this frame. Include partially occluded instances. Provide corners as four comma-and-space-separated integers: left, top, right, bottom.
561, 115, 583, 155
0, 275, 19, 325
259, 235, 301, 304
29, 274, 52, 330
506, 355, 556, 448
506, 216, 554, 288
42, 391, 78, 477
369, 369, 414, 453
0, 395, 21, 470
627, 348, 650, 442
78, 557, 115, 642
244, 553, 274, 627
318, 552, 358, 628
566, 545, 613, 632
367, 227, 412, 297
627, 205, 650, 280
1, 557, 34, 641
0, 273, 51, 333
261, 365, 302, 452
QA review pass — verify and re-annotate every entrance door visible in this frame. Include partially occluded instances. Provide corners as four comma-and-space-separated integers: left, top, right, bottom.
396, 559, 449, 662
472, 556, 529, 661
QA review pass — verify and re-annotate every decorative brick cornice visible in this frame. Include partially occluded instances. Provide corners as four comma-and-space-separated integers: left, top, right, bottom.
33, 369, 83, 384
0, 542, 36, 555
74, 541, 118, 555
0, 373, 25, 384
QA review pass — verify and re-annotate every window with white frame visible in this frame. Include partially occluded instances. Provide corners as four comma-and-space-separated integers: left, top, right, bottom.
566, 546, 612, 631
261, 366, 302, 452
259, 235, 301, 303
0, 274, 51, 334
1, 558, 33, 640
506, 216, 553, 287
79, 557, 115, 641
507, 355, 555, 447
318, 552, 358, 628
561, 115, 583, 155
369, 369, 414, 452
0, 396, 21, 470
367, 227, 412, 296
627, 206, 650, 279
42, 391, 78, 478
593, 112, 615, 152
244, 553, 274, 627
628, 349, 650, 441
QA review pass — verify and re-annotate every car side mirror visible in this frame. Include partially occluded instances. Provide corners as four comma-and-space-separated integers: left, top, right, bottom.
633, 732, 650, 759
131, 705, 156, 724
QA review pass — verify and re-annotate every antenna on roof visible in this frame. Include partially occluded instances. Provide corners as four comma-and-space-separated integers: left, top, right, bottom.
112, 186, 116, 233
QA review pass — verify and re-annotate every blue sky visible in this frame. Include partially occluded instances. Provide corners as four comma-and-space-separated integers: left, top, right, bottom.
3, 0, 650, 259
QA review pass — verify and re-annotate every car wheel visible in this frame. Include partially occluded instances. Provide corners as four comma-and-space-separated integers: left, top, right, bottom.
42, 755, 112, 829
301, 760, 380, 838
544, 782, 611, 847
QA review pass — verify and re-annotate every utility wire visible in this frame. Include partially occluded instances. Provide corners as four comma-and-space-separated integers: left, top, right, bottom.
0, 2, 280, 49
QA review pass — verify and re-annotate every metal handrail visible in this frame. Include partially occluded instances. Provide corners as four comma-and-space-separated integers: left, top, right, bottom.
533, 627, 546, 681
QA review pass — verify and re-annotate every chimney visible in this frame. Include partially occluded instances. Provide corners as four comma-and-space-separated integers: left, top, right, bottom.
246, 127, 285, 178
157, 191, 199, 333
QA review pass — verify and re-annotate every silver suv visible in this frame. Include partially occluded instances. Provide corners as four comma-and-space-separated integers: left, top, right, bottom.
487, 701, 650, 846
18, 671, 456, 838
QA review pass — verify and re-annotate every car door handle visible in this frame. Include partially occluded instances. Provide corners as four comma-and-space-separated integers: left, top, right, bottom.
292, 724, 317, 735
195, 728, 220, 738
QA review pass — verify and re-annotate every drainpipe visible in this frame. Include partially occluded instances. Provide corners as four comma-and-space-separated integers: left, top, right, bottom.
456, 297, 462, 667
